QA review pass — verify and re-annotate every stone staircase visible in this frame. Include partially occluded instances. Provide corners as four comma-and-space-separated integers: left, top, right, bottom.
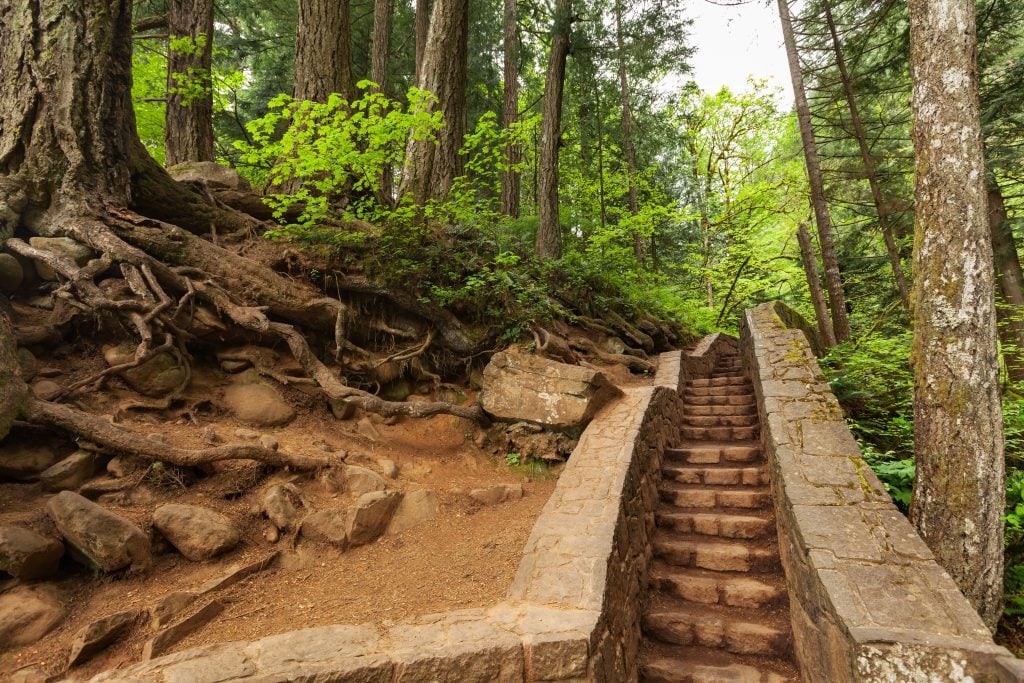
640, 352, 799, 683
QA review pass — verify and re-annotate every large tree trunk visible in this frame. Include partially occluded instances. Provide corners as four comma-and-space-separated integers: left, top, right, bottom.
294, 0, 355, 102
822, 0, 910, 312
401, 0, 469, 206
777, 0, 851, 341
415, 0, 431, 84
989, 181, 1024, 383
614, 0, 643, 263
371, 0, 394, 205
907, 0, 1004, 629
535, 0, 572, 259
165, 0, 215, 165
500, 0, 521, 218
797, 222, 837, 348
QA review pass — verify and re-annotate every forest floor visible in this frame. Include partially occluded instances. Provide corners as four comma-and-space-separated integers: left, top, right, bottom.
0, 332, 632, 680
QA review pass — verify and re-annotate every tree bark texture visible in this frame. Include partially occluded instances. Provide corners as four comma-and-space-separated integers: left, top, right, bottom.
822, 0, 910, 312
500, 0, 521, 218
535, 0, 572, 259
777, 0, 851, 341
415, 0, 431, 85
371, 0, 394, 204
989, 182, 1024, 383
614, 0, 642, 262
165, 0, 215, 165
797, 222, 837, 348
401, 0, 469, 205
907, 0, 1004, 629
294, 0, 355, 102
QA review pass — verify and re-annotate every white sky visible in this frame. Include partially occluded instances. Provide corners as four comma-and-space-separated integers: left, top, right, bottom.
686, 0, 793, 101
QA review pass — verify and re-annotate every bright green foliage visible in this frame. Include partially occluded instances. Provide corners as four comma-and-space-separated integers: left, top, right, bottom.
168, 35, 212, 106
133, 39, 169, 164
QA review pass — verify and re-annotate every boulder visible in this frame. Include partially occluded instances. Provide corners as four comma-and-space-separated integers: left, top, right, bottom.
223, 374, 294, 427
0, 443, 60, 480
387, 490, 438, 534
340, 465, 387, 497
16, 348, 37, 380
300, 508, 348, 546
167, 161, 251, 191
377, 458, 398, 479
346, 491, 402, 547
45, 491, 150, 572
67, 609, 143, 666
40, 450, 98, 492
103, 344, 187, 397
106, 455, 142, 478
0, 253, 23, 293
0, 585, 65, 651
262, 484, 302, 531
152, 504, 241, 562
28, 236, 95, 281
31, 379, 61, 400
468, 483, 523, 506
0, 526, 64, 580
480, 351, 622, 431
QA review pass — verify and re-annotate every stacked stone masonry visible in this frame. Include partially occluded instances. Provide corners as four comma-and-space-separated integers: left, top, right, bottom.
85, 358, 686, 682
742, 301, 1024, 683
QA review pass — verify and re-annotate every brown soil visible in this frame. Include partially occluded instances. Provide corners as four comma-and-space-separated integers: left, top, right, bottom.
0, 365, 559, 680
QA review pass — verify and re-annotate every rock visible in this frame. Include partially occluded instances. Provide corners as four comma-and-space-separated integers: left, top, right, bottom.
45, 491, 151, 572
258, 435, 279, 451
262, 484, 302, 531
79, 476, 138, 499
468, 483, 524, 506
387, 490, 439, 535
40, 450, 97, 491
234, 428, 261, 440
0, 443, 60, 480
193, 552, 280, 595
0, 585, 65, 651
329, 398, 357, 420
142, 599, 224, 660
31, 379, 61, 400
107, 455, 141, 478
103, 344, 187, 397
0, 253, 23, 293
223, 379, 295, 427
152, 504, 241, 562
0, 526, 64, 580
167, 161, 251, 191
341, 465, 387, 497
380, 378, 413, 402
200, 426, 220, 444
346, 491, 402, 547
263, 526, 279, 543
377, 459, 398, 479
16, 348, 36, 380
150, 592, 197, 629
602, 336, 627, 354
219, 359, 250, 373
356, 416, 380, 441
301, 509, 348, 546
36, 366, 63, 378
67, 609, 142, 666
28, 236, 95, 281
25, 295, 54, 310
479, 351, 622, 431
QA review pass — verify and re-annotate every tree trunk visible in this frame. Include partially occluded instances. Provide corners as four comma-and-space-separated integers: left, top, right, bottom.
294, 0, 355, 102
989, 181, 1024, 383
777, 0, 851, 341
415, 0, 431, 85
371, 0, 394, 205
500, 0, 521, 218
535, 0, 572, 259
907, 0, 1004, 629
615, 0, 643, 263
797, 222, 837, 348
401, 0, 469, 206
165, 0, 215, 165
822, 0, 910, 312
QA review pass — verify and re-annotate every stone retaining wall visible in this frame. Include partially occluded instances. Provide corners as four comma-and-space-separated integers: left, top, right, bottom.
741, 301, 1024, 683
85, 352, 693, 682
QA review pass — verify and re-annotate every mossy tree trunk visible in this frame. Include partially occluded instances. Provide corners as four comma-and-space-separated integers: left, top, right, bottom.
165, 0, 215, 165
535, 0, 572, 260
989, 182, 1024, 383
797, 222, 837, 348
907, 0, 1005, 629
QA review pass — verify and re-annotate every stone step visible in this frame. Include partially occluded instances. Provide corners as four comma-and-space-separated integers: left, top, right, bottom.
641, 652, 797, 683
689, 377, 748, 388
665, 445, 761, 465
650, 565, 787, 608
683, 394, 756, 407
661, 464, 768, 487
659, 484, 771, 510
643, 604, 792, 657
686, 404, 757, 417
684, 385, 752, 398
680, 425, 759, 441
682, 414, 758, 428
655, 509, 774, 539
653, 536, 781, 572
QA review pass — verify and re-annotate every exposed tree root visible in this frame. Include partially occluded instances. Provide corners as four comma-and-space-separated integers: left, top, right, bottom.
569, 337, 655, 374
